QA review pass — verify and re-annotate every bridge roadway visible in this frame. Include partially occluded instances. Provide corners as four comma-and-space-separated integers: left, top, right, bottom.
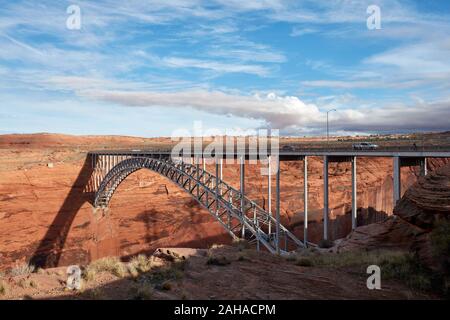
88, 147, 450, 254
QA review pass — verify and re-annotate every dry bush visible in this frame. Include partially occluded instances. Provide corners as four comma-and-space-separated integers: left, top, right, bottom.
130, 284, 153, 300
207, 255, 231, 266
129, 254, 153, 273
148, 260, 187, 286
83, 257, 126, 281
10, 263, 35, 277
0, 280, 8, 296
232, 239, 250, 251
296, 249, 406, 268
18, 278, 38, 289
83, 288, 105, 300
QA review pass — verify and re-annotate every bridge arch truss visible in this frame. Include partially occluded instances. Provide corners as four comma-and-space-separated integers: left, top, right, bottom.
94, 156, 305, 254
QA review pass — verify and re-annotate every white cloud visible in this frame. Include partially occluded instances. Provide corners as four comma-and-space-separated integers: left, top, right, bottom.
46, 75, 450, 134
162, 57, 271, 76
290, 27, 317, 37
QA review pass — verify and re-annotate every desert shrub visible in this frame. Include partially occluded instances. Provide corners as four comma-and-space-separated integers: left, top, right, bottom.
430, 219, 450, 272
19, 278, 38, 289
161, 281, 172, 291
129, 254, 153, 273
10, 263, 35, 277
148, 260, 187, 285
36, 268, 45, 275
0, 280, 8, 296
232, 239, 250, 251
82, 267, 96, 282
381, 253, 435, 292
296, 257, 313, 267
284, 254, 297, 262
130, 284, 153, 300
83, 288, 104, 300
318, 239, 334, 249
207, 255, 230, 266
84, 257, 126, 280
291, 249, 407, 269
237, 254, 247, 261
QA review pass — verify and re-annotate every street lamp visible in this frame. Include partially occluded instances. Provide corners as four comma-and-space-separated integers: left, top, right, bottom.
326, 109, 336, 145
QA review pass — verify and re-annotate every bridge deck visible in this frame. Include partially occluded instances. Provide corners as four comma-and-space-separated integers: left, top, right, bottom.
88, 149, 450, 160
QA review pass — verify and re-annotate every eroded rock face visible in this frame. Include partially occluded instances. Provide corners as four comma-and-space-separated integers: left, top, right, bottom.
338, 162, 450, 270
394, 164, 450, 229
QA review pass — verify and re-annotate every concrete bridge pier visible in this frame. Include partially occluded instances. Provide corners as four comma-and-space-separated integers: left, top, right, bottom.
393, 156, 401, 206
303, 156, 308, 245
323, 155, 329, 241
351, 156, 357, 230
322, 155, 358, 241
240, 156, 245, 238
393, 156, 427, 207
420, 157, 428, 176
275, 155, 281, 254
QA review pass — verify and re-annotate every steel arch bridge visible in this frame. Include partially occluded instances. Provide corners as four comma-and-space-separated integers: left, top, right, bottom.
94, 156, 305, 254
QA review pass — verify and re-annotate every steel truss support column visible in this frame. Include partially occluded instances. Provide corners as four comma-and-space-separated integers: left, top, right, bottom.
303, 156, 308, 245
268, 155, 272, 235
420, 158, 428, 177
203, 158, 206, 183
240, 156, 245, 238
323, 155, 329, 241
275, 155, 281, 254
215, 160, 219, 212
351, 156, 357, 230
393, 156, 401, 206
196, 156, 200, 199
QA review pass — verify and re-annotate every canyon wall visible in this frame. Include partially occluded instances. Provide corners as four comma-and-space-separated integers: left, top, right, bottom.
0, 136, 448, 269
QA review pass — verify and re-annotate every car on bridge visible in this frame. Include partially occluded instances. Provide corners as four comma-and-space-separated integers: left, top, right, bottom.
352, 142, 379, 150
281, 145, 295, 152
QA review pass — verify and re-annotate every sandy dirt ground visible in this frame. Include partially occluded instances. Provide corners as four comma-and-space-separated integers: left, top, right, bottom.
0, 246, 435, 300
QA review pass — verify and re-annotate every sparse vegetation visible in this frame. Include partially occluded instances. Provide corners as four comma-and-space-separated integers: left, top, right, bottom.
83, 288, 104, 300
129, 254, 154, 273
429, 220, 450, 297
293, 249, 406, 268
18, 278, 38, 289
431, 220, 450, 271
83, 257, 127, 281
160, 281, 172, 291
381, 253, 435, 292
146, 260, 187, 287
207, 255, 231, 266
237, 254, 246, 261
232, 239, 250, 251
296, 257, 313, 267
0, 280, 8, 296
10, 263, 35, 277
131, 284, 153, 300
291, 247, 449, 296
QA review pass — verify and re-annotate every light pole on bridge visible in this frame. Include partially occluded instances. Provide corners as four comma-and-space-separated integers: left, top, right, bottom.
326, 109, 336, 145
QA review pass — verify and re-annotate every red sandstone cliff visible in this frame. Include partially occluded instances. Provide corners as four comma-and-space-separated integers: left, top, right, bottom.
0, 134, 448, 269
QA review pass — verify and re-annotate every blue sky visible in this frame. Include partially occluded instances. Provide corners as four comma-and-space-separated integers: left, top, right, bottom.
1, 0, 450, 136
